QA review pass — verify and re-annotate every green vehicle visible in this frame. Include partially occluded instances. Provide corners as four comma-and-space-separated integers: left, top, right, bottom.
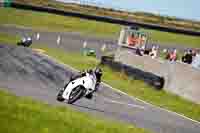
3, 0, 13, 7
81, 48, 96, 57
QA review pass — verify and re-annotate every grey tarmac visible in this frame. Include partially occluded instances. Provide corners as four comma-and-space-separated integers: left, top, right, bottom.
0, 25, 195, 53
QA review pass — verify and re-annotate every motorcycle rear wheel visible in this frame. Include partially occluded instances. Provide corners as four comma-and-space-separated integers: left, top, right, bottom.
57, 89, 65, 102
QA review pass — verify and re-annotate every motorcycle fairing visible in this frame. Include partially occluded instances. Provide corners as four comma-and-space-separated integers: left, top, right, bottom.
62, 73, 96, 100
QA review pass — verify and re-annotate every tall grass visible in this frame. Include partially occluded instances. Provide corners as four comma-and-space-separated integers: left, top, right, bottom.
0, 90, 149, 133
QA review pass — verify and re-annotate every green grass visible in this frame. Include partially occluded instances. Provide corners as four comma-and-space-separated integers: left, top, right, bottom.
0, 90, 149, 133
0, 32, 21, 44
1, 7, 200, 47
1, 24, 200, 122
0, 7, 120, 38
143, 29, 200, 48
14, 0, 200, 31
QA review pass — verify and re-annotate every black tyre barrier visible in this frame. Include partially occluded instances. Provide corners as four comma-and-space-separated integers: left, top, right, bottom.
101, 56, 114, 65
100, 56, 165, 90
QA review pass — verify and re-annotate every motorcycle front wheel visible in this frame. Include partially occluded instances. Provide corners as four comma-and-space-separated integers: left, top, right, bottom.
67, 86, 85, 104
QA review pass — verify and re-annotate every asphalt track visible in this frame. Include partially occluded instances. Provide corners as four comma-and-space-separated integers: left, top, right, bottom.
0, 44, 200, 133
0, 25, 118, 58
0, 25, 194, 53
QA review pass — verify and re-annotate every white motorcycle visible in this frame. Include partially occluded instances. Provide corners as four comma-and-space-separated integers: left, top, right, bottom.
57, 68, 102, 104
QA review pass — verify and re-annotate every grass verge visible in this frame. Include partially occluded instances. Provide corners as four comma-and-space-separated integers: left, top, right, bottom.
14, 0, 200, 31
0, 90, 149, 133
0, 32, 21, 44
143, 29, 200, 48
1, 32, 200, 122
1, 7, 200, 47
0, 7, 120, 38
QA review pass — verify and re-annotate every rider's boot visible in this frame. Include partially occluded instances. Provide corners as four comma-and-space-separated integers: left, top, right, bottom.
85, 82, 100, 100
94, 82, 100, 92
85, 93, 93, 99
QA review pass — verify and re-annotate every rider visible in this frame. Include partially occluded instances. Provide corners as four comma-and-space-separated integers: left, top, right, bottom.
83, 68, 102, 90
93, 68, 102, 92
88, 68, 102, 99
75, 68, 102, 99
71, 67, 102, 92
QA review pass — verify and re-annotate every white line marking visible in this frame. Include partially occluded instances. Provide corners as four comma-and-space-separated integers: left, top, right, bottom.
39, 53, 200, 125
102, 97, 145, 109
102, 83, 200, 124
3, 24, 31, 30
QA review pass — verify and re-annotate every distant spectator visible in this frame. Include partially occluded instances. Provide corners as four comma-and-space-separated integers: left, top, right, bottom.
149, 46, 158, 59
141, 45, 146, 55
192, 50, 200, 69
136, 47, 143, 56
165, 49, 170, 60
169, 49, 178, 62
196, 49, 200, 56
182, 49, 193, 64
163, 48, 167, 53
192, 49, 197, 57
181, 50, 187, 62
144, 49, 150, 55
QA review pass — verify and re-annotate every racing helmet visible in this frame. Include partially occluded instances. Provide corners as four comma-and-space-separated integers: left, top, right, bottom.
86, 69, 93, 74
